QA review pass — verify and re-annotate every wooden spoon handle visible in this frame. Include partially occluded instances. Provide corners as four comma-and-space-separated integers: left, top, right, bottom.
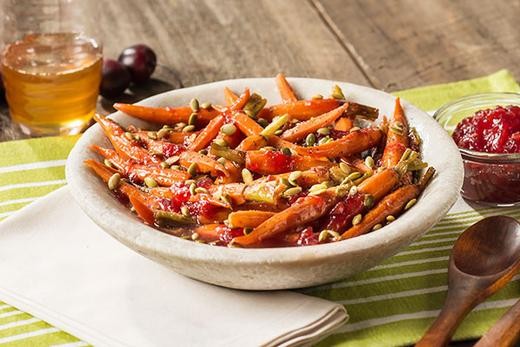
474, 299, 520, 347
416, 291, 475, 347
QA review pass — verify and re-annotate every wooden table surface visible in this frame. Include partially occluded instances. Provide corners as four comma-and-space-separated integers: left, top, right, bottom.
1, 0, 519, 141
0, 1, 517, 345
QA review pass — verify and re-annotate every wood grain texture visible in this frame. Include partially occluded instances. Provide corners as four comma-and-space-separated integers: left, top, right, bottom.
0, 0, 368, 141
314, 0, 520, 91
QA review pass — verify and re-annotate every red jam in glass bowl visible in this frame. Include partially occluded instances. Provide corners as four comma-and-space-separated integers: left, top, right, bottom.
434, 93, 520, 207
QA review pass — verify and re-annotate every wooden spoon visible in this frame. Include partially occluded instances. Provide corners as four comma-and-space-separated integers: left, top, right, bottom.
474, 298, 520, 347
416, 216, 520, 347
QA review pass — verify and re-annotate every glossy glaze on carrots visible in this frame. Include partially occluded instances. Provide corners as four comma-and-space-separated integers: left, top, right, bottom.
86, 74, 434, 248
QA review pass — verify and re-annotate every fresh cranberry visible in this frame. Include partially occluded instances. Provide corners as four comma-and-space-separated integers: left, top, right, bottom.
162, 143, 183, 158
322, 193, 365, 232
216, 226, 244, 245
452, 105, 520, 153
296, 227, 319, 246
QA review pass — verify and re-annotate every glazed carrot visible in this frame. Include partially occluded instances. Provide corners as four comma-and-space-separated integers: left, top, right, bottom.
224, 87, 239, 105
358, 168, 400, 201
296, 128, 383, 158
276, 73, 298, 103
94, 114, 158, 164
228, 210, 276, 228
188, 115, 225, 152
381, 98, 409, 167
258, 98, 340, 120
179, 151, 228, 177
234, 112, 264, 136
236, 134, 268, 151
113, 103, 219, 125
245, 150, 332, 175
334, 117, 353, 131
233, 193, 334, 247
340, 168, 435, 239
91, 145, 190, 185
194, 224, 221, 242
280, 103, 348, 142
128, 190, 156, 225
229, 88, 251, 111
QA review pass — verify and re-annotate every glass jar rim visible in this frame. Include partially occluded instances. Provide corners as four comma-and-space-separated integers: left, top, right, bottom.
433, 92, 520, 163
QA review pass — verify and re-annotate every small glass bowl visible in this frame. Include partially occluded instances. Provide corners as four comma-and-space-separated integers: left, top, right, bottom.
434, 92, 520, 207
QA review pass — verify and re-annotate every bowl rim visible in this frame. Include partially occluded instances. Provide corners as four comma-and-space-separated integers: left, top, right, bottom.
433, 92, 520, 162
66, 77, 464, 265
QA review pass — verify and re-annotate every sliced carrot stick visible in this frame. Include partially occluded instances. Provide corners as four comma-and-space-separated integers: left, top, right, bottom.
280, 103, 348, 142
224, 87, 239, 106
94, 114, 158, 164
358, 168, 400, 201
90, 146, 190, 185
276, 73, 298, 103
234, 112, 264, 136
381, 98, 409, 167
128, 190, 156, 225
258, 98, 341, 120
334, 117, 353, 131
233, 193, 335, 247
179, 151, 228, 177
341, 184, 419, 239
236, 134, 268, 151
228, 210, 276, 228
113, 103, 219, 125
230, 88, 251, 111
188, 115, 225, 152
295, 128, 383, 158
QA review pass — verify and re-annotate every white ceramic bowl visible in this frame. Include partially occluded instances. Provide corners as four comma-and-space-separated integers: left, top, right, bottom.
66, 78, 463, 290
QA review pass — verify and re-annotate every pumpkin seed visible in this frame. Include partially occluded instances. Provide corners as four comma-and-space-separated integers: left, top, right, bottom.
346, 172, 362, 181
305, 133, 316, 146
160, 161, 170, 169
165, 156, 180, 165
288, 171, 302, 186
283, 186, 302, 198
274, 129, 283, 135
312, 94, 323, 100
257, 118, 269, 127
217, 157, 227, 164
188, 113, 198, 126
188, 163, 198, 177
364, 156, 375, 169
144, 176, 158, 188
124, 132, 134, 141
319, 229, 340, 243
241, 168, 253, 184
182, 125, 195, 132
317, 127, 330, 135
221, 123, 237, 135
147, 131, 158, 140
352, 214, 362, 225
190, 98, 199, 112
108, 173, 121, 190
181, 206, 190, 217
331, 84, 345, 100
364, 194, 374, 208
281, 147, 292, 156
189, 182, 196, 195
157, 128, 170, 139
405, 198, 417, 210
386, 215, 396, 223
349, 185, 358, 196
200, 102, 212, 109
195, 187, 209, 194
318, 136, 331, 145
372, 223, 383, 231
103, 159, 113, 168
339, 162, 351, 175
213, 138, 228, 147
350, 127, 360, 132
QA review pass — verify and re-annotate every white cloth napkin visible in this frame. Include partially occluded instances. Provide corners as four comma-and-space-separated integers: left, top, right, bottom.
0, 187, 347, 347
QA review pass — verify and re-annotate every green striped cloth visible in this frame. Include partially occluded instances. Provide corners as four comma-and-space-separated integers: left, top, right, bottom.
0, 69, 519, 346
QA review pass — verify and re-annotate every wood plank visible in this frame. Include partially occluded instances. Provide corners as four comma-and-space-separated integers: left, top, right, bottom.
1, 0, 368, 141
98, 0, 368, 86
314, 0, 520, 91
